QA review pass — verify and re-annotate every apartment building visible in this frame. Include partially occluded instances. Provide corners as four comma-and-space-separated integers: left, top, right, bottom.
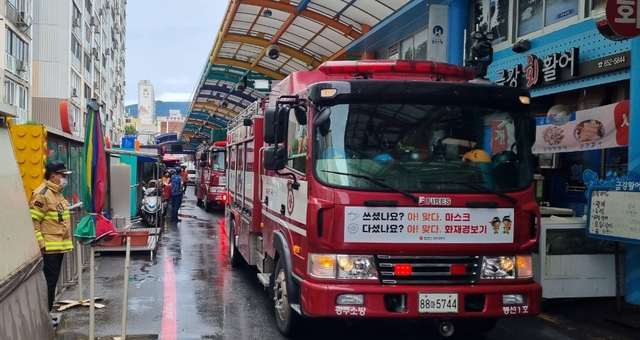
2, 0, 32, 124
31, 0, 126, 141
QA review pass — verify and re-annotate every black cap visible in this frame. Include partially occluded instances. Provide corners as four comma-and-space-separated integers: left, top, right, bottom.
45, 161, 73, 175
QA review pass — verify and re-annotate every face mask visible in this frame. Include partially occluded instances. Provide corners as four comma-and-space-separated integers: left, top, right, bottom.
59, 177, 69, 188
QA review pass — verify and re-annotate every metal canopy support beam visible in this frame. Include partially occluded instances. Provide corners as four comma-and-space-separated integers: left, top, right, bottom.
192, 105, 238, 117
213, 57, 286, 80
213, 34, 322, 69
241, 0, 361, 40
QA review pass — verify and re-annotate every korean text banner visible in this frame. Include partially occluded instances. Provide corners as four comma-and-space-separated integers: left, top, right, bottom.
532, 100, 629, 154
344, 207, 515, 244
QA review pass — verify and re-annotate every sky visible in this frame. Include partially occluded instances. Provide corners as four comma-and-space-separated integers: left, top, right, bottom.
125, 0, 226, 107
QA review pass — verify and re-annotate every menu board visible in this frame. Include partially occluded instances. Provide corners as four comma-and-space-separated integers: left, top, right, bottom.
587, 190, 640, 242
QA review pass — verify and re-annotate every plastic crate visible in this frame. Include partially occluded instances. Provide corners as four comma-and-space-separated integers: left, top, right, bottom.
124, 231, 149, 246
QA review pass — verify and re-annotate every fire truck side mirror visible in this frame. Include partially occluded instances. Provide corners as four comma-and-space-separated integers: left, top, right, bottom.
264, 106, 288, 144
294, 105, 307, 125
263, 145, 286, 170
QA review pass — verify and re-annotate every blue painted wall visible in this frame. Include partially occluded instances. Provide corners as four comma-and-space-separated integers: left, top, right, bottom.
488, 20, 631, 97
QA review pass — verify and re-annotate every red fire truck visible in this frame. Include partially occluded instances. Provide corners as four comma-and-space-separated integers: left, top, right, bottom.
225, 38, 541, 337
195, 141, 227, 211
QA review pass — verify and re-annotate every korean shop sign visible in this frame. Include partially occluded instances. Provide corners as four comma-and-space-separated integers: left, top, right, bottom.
495, 47, 579, 87
496, 49, 631, 88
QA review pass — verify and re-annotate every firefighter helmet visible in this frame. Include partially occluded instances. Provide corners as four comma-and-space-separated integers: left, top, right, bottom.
462, 149, 491, 163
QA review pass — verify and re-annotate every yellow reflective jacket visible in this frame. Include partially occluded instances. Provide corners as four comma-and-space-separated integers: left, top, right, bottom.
29, 180, 73, 253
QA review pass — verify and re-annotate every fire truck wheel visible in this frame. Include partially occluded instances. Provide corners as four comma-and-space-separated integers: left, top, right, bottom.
229, 222, 243, 267
204, 195, 212, 212
273, 257, 300, 336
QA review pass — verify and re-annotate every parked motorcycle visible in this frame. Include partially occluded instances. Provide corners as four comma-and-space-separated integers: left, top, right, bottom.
140, 180, 166, 227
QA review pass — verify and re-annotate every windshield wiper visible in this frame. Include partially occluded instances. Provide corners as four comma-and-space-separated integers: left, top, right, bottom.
420, 181, 518, 204
321, 170, 419, 203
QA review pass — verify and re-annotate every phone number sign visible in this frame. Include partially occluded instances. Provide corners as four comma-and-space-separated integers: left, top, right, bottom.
344, 207, 515, 244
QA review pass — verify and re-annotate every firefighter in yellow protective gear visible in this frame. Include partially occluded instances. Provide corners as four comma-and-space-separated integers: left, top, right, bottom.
29, 161, 74, 312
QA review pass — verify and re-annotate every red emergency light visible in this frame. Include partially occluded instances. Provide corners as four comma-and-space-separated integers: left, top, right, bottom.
318, 60, 475, 80
394, 264, 412, 276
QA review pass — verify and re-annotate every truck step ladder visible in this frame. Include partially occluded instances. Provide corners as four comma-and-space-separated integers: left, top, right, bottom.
257, 273, 271, 289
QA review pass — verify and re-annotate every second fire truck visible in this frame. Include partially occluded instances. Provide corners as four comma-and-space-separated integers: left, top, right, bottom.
195, 141, 227, 211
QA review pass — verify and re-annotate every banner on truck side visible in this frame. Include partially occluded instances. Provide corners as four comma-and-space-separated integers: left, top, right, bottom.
344, 207, 515, 243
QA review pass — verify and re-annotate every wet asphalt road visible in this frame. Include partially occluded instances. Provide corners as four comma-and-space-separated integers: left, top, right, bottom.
53, 186, 640, 340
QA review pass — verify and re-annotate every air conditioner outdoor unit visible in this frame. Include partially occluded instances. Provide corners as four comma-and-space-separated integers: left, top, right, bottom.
105, 3, 111, 9
90, 16, 97, 26
105, 49, 111, 56
98, 8, 104, 16
17, 61, 28, 72
18, 12, 32, 27
93, 81, 99, 89
73, 18, 81, 27
71, 88, 78, 97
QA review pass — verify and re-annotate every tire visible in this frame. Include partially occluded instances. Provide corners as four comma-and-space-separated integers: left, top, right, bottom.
229, 222, 243, 267
273, 257, 300, 337
146, 212, 155, 227
204, 195, 212, 212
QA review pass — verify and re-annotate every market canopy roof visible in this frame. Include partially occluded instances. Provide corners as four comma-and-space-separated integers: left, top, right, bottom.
182, 0, 414, 142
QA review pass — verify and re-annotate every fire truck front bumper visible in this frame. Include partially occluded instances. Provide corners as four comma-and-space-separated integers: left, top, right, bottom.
299, 280, 541, 318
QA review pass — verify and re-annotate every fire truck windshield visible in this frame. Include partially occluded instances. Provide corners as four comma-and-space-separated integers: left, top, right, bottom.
209, 150, 226, 171
313, 103, 533, 193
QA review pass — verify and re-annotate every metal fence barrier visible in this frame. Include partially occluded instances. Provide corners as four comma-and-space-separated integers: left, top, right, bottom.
54, 202, 89, 302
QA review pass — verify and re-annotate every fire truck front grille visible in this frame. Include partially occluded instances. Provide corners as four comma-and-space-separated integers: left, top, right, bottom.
375, 255, 480, 285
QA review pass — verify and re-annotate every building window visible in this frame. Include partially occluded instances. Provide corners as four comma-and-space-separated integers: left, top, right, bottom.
3, 79, 28, 123
84, 83, 91, 104
84, 53, 91, 73
5, 28, 29, 62
517, 0, 579, 37
472, 0, 510, 45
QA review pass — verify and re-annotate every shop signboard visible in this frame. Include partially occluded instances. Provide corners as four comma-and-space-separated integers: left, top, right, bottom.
427, 4, 448, 62
495, 50, 630, 88
606, 0, 640, 38
532, 100, 629, 154
583, 168, 640, 243
343, 207, 515, 244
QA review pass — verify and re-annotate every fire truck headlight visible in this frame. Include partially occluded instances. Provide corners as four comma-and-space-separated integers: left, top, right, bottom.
337, 255, 378, 280
308, 254, 336, 279
481, 256, 516, 279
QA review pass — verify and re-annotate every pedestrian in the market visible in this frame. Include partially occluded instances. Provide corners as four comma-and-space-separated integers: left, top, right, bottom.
170, 168, 183, 222
181, 165, 188, 194
29, 161, 74, 325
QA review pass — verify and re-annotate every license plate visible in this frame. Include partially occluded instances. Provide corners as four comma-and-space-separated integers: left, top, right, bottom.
418, 293, 458, 313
